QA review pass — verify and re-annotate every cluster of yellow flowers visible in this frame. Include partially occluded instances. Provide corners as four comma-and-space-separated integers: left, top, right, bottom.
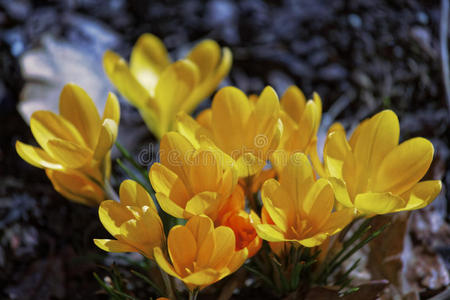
16, 34, 442, 296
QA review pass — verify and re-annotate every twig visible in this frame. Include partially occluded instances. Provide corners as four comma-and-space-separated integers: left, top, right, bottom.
440, 0, 450, 114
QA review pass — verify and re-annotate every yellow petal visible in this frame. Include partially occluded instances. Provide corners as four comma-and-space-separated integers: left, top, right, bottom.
302, 178, 334, 228
374, 137, 434, 195
187, 40, 220, 81
224, 248, 248, 275
324, 129, 352, 178
281, 153, 315, 205
261, 179, 295, 228
211, 86, 251, 154
168, 225, 197, 276
149, 162, 190, 208
280, 85, 306, 123
99, 200, 134, 236
235, 152, 266, 178
399, 180, 442, 211
93, 119, 117, 160
185, 215, 215, 268
46, 169, 104, 206
175, 112, 212, 149
189, 150, 221, 193
209, 226, 235, 270
246, 86, 280, 152
103, 50, 157, 110
328, 177, 353, 208
155, 193, 185, 219
353, 110, 399, 176
354, 192, 405, 215
320, 209, 354, 235
182, 269, 221, 287
253, 223, 286, 242
119, 179, 155, 210
154, 60, 199, 137
261, 192, 288, 233
159, 132, 196, 186
102, 92, 121, 125
59, 83, 101, 148
153, 247, 181, 279
298, 233, 328, 247
94, 239, 137, 253
185, 192, 221, 220
30, 111, 86, 151
46, 138, 92, 168
130, 33, 171, 93
182, 46, 232, 114
16, 141, 63, 169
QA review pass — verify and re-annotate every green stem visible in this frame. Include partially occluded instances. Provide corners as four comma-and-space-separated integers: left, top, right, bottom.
160, 267, 176, 300
189, 288, 199, 300
115, 141, 149, 181
104, 180, 119, 201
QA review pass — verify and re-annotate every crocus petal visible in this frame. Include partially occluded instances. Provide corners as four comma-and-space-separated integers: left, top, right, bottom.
154, 60, 199, 138
150, 162, 190, 207
155, 193, 185, 219
93, 119, 117, 160
153, 247, 181, 279
280, 85, 306, 123
211, 86, 251, 154
328, 177, 354, 208
253, 223, 286, 242
185, 192, 221, 220
98, 200, 134, 236
102, 92, 121, 125
281, 153, 315, 205
324, 129, 352, 178
15, 141, 63, 170
30, 111, 86, 151
320, 209, 354, 235
94, 239, 137, 253
303, 178, 334, 228
119, 179, 155, 210
185, 215, 215, 268
187, 40, 220, 81
353, 110, 399, 176
235, 152, 266, 178
46, 138, 92, 168
175, 112, 212, 148
261, 193, 288, 233
374, 137, 434, 195
46, 169, 104, 206
59, 83, 101, 148
130, 33, 171, 93
209, 226, 235, 270
223, 248, 248, 275
298, 233, 328, 247
398, 180, 442, 211
168, 225, 197, 276
189, 150, 221, 193
182, 269, 221, 287
354, 192, 405, 215
103, 50, 157, 110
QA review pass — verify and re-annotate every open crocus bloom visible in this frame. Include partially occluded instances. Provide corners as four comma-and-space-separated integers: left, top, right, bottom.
176, 86, 283, 178
251, 153, 353, 247
323, 110, 442, 215
16, 83, 120, 206
149, 132, 238, 221
94, 180, 165, 259
271, 86, 322, 172
154, 215, 248, 291
103, 33, 232, 139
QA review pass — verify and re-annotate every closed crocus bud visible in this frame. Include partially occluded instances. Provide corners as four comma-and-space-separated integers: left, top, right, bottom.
153, 215, 248, 291
251, 153, 354, 248
103, 33, 231, 139
176, 86, 283, 178
150, 132, 238, 222
322, 110, 442, 215
16, 83, 120, 206
94, 180, 165, 259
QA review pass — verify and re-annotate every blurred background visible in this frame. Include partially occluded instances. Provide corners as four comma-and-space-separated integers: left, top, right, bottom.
0, 0, 449, 299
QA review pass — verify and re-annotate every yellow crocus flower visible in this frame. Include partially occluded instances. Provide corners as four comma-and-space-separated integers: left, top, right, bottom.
153, 215, 248, 291
94, 180, 165, 259
149, 132, 238, 221
271, 86, 322, 172
16, 83, 120, 206
322, 110, 442, 215
251, 153, 353, 247
176, 86, 283, 178
103, 33, 232, 139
